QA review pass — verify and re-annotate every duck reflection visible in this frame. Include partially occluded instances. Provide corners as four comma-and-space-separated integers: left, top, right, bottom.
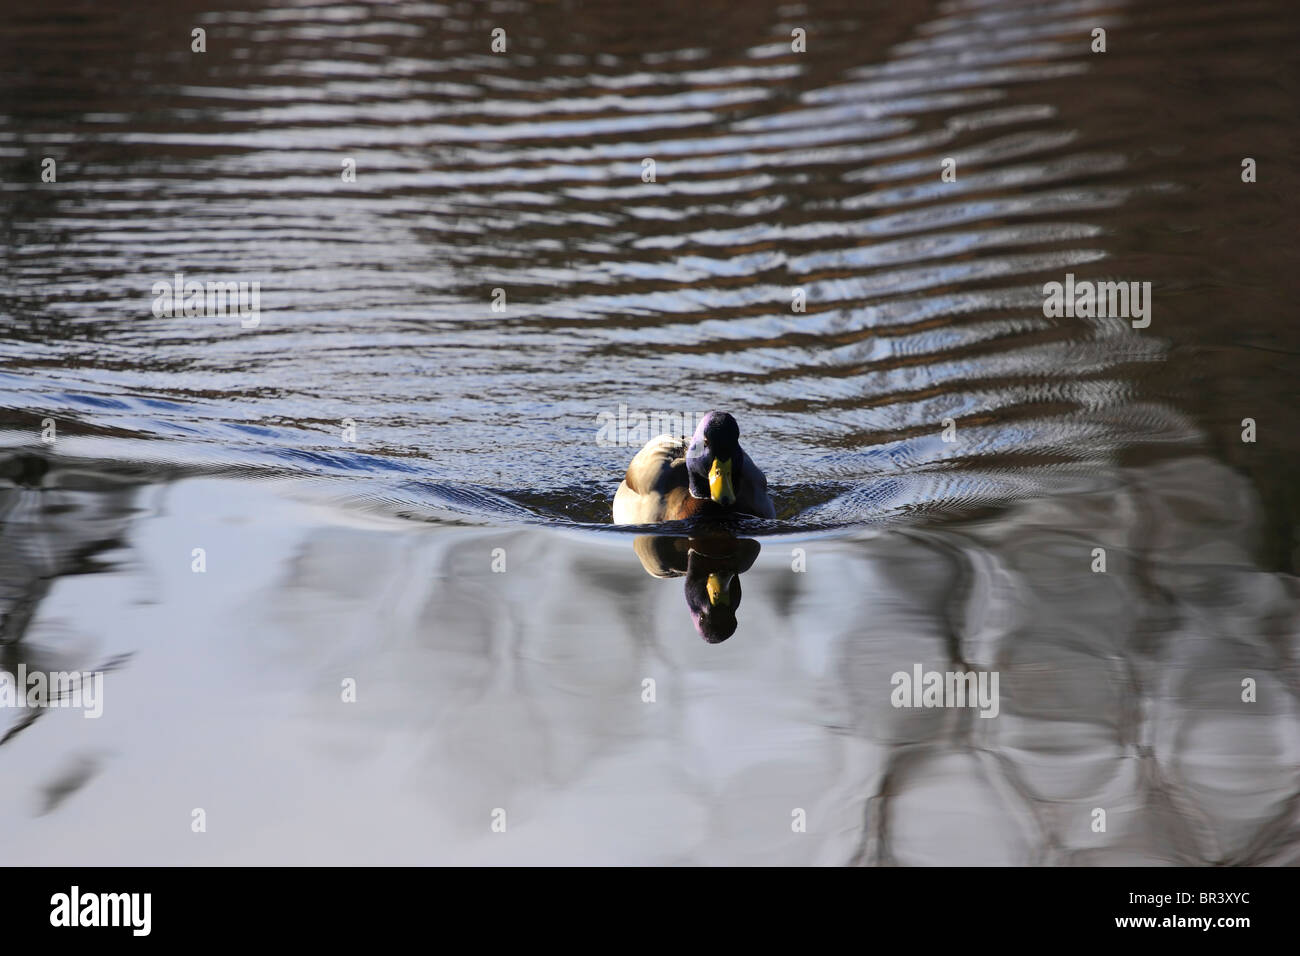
632, 534, 761, 643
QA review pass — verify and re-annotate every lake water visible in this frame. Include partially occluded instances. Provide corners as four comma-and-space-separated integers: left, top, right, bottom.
2, 0, 1297, 864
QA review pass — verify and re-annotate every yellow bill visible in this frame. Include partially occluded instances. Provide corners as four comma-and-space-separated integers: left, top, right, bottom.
706, 572, 733, 607
708, 458, 735, 505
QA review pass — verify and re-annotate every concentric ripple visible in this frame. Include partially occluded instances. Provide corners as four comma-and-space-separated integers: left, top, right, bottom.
1, 0, 1294, 528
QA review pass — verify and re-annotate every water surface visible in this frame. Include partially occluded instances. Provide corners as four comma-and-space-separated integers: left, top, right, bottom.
1, 0, 1298, 864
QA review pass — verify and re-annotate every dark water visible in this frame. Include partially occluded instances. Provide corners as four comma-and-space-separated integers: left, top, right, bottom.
1, 0, 1298, 864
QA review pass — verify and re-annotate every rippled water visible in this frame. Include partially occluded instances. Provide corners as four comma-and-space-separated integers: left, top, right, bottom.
1, 0, 1298, 864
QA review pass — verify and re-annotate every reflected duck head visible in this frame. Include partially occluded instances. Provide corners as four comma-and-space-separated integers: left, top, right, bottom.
684, 557, 741, 644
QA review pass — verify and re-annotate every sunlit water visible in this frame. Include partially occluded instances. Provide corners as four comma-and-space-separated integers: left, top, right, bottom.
1, 0, 1297, 864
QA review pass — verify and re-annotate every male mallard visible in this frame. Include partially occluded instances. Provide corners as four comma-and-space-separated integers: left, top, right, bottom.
612, 411, 775, 523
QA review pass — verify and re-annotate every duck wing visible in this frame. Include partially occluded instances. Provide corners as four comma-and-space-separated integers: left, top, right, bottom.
622, 434, 688, 496
613, 435, 692, 524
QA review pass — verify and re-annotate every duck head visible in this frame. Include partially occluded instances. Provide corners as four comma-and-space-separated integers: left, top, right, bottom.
685, 411, 743, 508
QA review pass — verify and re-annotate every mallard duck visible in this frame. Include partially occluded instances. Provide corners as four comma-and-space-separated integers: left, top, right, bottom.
612, 411, 775, 523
